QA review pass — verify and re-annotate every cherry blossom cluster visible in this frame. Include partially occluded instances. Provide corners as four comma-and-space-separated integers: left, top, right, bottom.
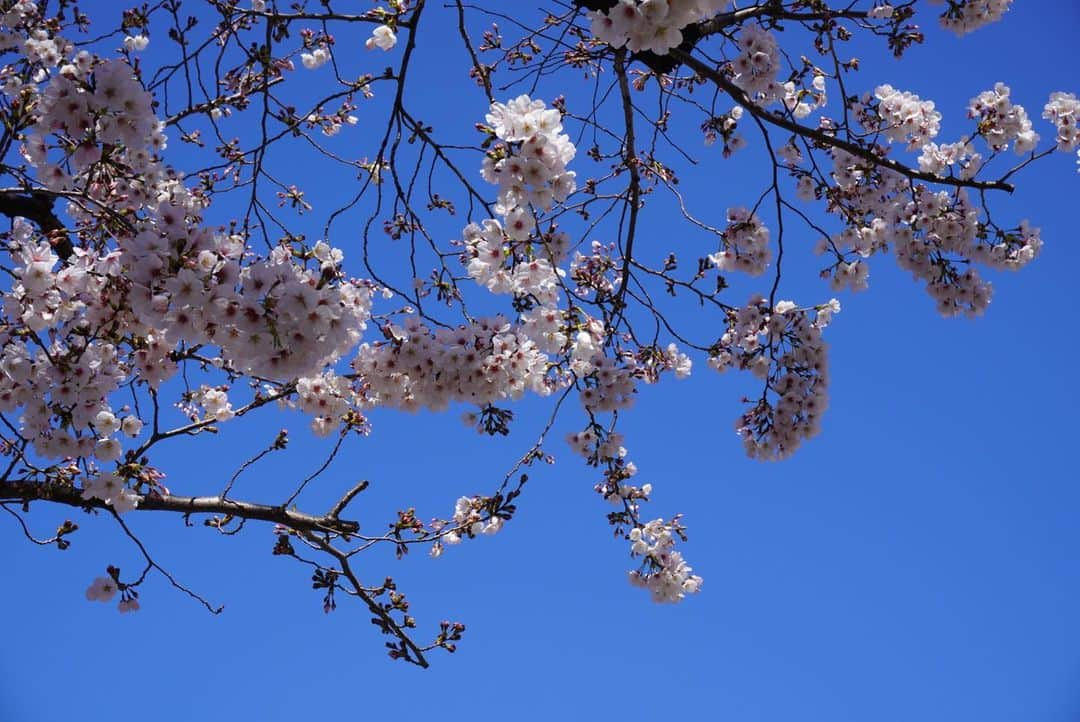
1, 1, 63, 70
82, 472, 140, 514
828, 259, 871, 293
566, 424, 701, 603
300, 45, 331, 70
466, 97, 579, 363
867, 4, 895, 20
967, 83, 1038, 153
86, 570, 139, 613
828, 218, 891, 263
563, 317, 601, 371
823, 157, 1038, 314
463, 95, 621, 424
0, 1, 41, 39
462, 219, 564, 304
294, 372, 356, 437
131, 333, 178, 390
782, 74, 828, 120
917, 141, 983, 179
900, 188, 1040, 316
810, 147, 911, 290
573, 333, 692, 416
1042, 92, 1080, 152
123, 34, 149, 53
6, 223, 70, 331
628, 518, 703, 603
662, 343, 693, 380
858, 85, 941, 150
519, 304, 571, 356
930, 0, 1012, 36
17, 35, 377, 388
0, 316, 127, 463
578, 356, 638, 412
180, 243, 374, 380
121, 220, 377, 381
815, 144, 1042, 314
28, 57, 166, 190
467, 96, 676, 449
429, 489, 520, 558
709, 296, 837, 460
969, 195, 1036, 279
709, 207, 772, 276
471, 95, 689, 432
351, 316, 555, 412
482, 95, 576, 217
0, 33, 382, 484
85, 575, 119, 602
190, 385, 237, 423
440, 495, 505, 546
566, 426, 605, 459
894, 194, 988, 317
589, 0, 731, 55
22, 59, 369, 379
777, 138, 803, 166
730, 26, 783, 103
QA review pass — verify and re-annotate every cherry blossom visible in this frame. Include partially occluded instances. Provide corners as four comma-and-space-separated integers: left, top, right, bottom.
930, 0, 1012, 36
590, 0, 732, 55
85, 576, 118, 602
366, 25, 397, 51
968, 83, 1039, 153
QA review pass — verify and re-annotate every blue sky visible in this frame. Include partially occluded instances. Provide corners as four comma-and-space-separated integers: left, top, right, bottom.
4, 3, 1079, 721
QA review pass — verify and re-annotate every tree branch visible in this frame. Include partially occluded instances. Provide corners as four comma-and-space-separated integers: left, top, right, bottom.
612, 49, 642, 315
0, 189, 74, 260
0, 480, 360, 536
669, 49, 1016, 193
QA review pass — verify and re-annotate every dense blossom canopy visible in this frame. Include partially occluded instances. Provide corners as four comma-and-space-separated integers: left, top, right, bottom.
0, 0, 1074, 666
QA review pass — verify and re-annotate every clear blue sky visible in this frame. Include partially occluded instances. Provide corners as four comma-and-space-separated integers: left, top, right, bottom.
4, 3, 1079, 721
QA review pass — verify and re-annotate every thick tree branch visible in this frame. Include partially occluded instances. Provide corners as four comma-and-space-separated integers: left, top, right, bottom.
0, 480, 360, 536
0, 189, 74, 259
669, 49, 1016, 193
612, 49, 641, 315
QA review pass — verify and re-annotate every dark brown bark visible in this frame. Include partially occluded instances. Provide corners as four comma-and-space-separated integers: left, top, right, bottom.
0, 479, 360, 536
0, 189, 74, 260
